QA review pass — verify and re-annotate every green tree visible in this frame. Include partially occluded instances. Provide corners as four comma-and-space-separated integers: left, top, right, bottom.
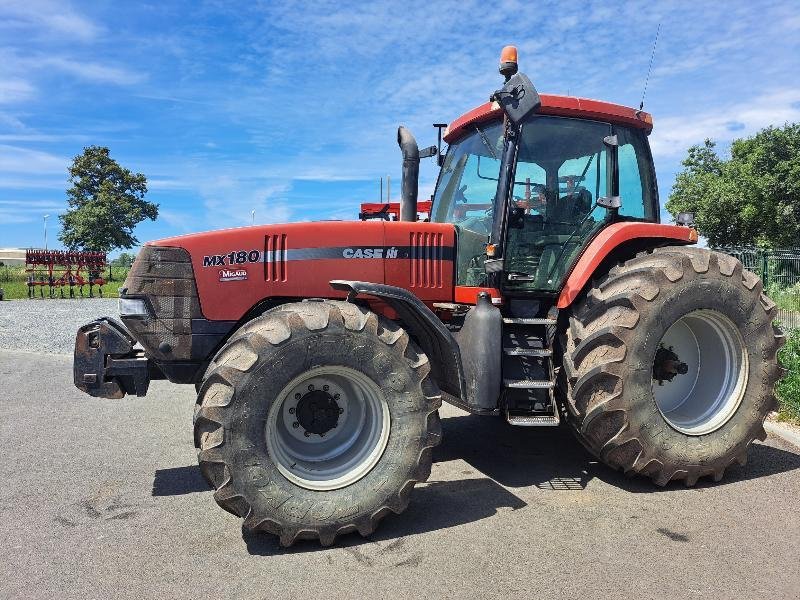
666, 125, 800, 248
59, 146, 158, 252
112, 251, 136, 267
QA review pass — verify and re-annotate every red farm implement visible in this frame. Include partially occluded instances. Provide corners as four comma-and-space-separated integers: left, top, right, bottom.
25, 249, 107, 298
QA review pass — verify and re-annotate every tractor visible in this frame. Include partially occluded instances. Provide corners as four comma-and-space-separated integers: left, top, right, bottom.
74, 47, 784, 547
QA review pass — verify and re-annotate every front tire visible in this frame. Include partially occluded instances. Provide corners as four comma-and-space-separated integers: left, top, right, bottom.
559, 247, 784, 486
193, 300, 442, 546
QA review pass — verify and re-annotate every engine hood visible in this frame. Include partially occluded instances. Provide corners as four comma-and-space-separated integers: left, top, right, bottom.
148, 220, 456, 321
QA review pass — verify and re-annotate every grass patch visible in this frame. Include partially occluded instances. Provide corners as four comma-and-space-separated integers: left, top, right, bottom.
0, 264, 129, 300
777, 328, 800, 424
767, 282, 800, 312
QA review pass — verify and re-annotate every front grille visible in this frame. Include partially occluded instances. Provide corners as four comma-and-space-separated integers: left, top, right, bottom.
265, 233, 287, 282
410, 230, 444, 289
122, 245, 200, 361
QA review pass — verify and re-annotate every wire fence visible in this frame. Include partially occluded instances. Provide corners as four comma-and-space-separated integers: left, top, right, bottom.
715, 247, 800, 331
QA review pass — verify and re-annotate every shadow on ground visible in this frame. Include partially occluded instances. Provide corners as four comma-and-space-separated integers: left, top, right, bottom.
436, 414, 800, 493
153, 413, 800, 554
152, 465, 211, 496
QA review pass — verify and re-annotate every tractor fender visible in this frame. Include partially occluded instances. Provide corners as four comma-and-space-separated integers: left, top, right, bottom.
330, 280, 467, 402
557, 222, 698, 309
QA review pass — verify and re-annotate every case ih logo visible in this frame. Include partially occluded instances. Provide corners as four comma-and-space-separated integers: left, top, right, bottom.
219, 269, 248, 282
342, 246, 399, 259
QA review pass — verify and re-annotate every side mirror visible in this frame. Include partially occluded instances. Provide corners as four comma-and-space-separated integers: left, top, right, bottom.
418, 145, 438, 159
491, 72, 541, 126
597, 196, 621, 209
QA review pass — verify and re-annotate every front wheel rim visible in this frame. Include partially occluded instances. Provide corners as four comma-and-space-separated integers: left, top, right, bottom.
652, 309, 749, 436
266, 366, 390, 491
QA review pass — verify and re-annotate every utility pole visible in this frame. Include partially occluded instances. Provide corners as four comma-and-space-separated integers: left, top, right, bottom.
43, 214, 50, 250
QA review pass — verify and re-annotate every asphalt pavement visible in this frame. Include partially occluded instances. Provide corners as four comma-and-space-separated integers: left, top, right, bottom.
1, 349, 799, 600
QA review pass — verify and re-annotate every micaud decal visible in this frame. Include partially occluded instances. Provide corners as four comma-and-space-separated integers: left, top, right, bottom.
219, 268, 248, 282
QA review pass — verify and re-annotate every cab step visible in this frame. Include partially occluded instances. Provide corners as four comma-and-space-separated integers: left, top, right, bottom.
503, 347, 552, 357
503, 379, 555, 389
505, 412, 560, 427
502, 317, 557, 325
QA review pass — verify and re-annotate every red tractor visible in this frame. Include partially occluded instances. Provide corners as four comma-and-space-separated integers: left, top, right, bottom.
74, 47, 784, 546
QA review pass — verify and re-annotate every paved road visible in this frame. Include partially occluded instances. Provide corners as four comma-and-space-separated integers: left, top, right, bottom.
1, 350, 799, 599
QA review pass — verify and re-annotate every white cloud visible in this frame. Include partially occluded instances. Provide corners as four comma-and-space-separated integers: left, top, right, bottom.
202, 181, 293, 228
0, 198, 65, 224
40, 57, 145, 85
0, 78, 35, 104
0, 199, 64, 209
650, 89, 800, 159
0, 0, 101, 41
0, 132, 89, 143
0, 144, 66, 174
157, 208, 202, 233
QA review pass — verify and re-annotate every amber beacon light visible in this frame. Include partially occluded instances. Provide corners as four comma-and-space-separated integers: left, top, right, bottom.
499, 45, 518, 80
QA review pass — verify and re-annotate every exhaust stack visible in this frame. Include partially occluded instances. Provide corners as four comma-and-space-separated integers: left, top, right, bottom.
397, 126, 420, 222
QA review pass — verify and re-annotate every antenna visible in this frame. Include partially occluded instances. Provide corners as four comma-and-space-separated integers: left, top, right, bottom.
639, 23, 661, 111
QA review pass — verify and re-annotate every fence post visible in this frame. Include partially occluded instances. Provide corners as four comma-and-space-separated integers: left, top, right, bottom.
761, 250, 770, 288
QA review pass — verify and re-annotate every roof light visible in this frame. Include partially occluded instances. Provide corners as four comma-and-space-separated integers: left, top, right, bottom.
499, 45, 518, 81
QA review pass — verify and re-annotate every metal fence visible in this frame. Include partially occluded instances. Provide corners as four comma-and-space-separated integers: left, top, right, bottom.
716, 247, 800, 330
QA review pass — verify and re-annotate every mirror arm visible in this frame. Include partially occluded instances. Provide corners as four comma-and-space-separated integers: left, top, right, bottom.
603, 134, 620, 219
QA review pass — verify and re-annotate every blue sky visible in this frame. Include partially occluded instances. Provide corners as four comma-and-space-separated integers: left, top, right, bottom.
1, 0, 799, 253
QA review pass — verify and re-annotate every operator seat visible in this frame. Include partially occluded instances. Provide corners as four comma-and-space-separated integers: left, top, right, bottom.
531, 187, 593, 288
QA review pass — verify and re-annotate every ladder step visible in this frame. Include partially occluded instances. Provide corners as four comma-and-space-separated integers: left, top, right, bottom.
503, 347, 552, 357
502, 317, 557, 325
503, 379, 555, 389
506, 413, 560, 427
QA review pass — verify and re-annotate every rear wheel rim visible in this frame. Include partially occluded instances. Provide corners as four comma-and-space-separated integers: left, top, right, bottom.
652, 309, 748, 436
266, 366, 390, 491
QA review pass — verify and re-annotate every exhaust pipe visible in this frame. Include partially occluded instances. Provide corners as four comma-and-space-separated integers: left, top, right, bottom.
397, 126, 419, 222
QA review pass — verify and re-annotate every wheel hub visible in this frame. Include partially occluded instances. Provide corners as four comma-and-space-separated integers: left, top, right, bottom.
295, 389, 340, 435
653, 345, 689, 385
652, 309, 748, 436
266, 366, 391, 491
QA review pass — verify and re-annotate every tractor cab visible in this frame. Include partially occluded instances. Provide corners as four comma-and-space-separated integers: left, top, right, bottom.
432, 53, 657, 295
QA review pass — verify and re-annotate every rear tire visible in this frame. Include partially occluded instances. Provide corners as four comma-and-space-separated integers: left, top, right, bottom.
193, 300, 441, 546
559, 247, 784, 486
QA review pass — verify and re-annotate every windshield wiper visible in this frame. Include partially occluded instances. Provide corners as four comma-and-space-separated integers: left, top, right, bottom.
475, 125, 497, 160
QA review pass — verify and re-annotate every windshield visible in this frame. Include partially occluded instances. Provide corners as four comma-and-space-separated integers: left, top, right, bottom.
432, 122, 504, 287
431, 122, 503, 236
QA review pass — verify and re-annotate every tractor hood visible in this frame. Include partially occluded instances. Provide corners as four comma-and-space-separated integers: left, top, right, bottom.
148, 220, 456, 321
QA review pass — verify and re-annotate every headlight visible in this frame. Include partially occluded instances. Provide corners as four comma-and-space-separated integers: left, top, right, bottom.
119, 297, 150, 317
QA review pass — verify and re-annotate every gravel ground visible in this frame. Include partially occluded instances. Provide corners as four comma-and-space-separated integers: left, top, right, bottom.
0, 298, 117, 354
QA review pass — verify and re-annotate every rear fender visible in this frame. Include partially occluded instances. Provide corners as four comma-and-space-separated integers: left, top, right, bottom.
557, 222, 698, 309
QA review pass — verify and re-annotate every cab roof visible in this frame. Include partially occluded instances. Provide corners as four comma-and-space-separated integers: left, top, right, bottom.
443, 95, 653, 144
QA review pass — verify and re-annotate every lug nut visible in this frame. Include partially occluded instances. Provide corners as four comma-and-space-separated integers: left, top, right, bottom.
308, 384, 315, 391
295, 393, 301, 400
292, 421, 300, 428
288, 407, 295, 414
304, 431, 310, 437
338, 408, 344, 414
333, 393, 340, 400
323, 385, 330, 391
